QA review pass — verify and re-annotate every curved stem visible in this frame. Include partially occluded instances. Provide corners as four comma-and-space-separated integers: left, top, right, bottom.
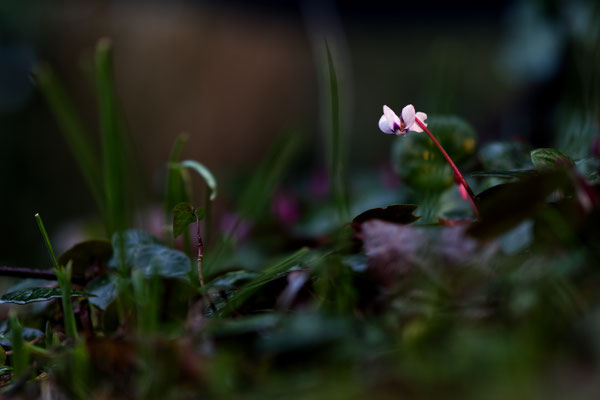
414, 118, 479, 218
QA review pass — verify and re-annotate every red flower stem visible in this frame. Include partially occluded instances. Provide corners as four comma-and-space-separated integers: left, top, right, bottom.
414, 117, 479, 218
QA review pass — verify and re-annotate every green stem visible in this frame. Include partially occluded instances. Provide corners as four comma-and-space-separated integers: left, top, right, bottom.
35, 214, 79, 339
35, 214, 59, 269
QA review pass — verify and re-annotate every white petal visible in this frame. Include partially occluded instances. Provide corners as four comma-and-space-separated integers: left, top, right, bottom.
378, 115, 394, 134
409, 111, 428, 132
383, 105, 401, 131
401, 104, 416, 129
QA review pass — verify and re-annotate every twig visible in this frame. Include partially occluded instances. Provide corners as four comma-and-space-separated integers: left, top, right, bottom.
0, 266, 86, 285
196, 213, 217, 315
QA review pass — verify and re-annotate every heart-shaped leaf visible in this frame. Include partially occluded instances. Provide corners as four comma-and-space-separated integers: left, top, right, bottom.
57, 239, 112, 274
173, 202, 200, 238
86, 274, 118, 310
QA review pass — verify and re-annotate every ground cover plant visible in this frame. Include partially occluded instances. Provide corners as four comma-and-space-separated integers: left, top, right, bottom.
2, 15, 600, 400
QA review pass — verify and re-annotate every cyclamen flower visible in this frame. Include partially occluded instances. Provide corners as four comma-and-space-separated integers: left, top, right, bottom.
378, 104, 427, 136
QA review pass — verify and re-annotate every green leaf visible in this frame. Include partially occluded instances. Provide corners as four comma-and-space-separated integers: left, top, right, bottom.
180, 160, 218, 201
468, 170, 571, 239
57, 239, 112, 274
352, 204, 420, 225
86, 274, 118, 310
173, 202, 198, 238
0, 366, 11, 376
0, 288, 93, 305
110, 229, 160, 266
0, 345, 5, 365
110, 230, 191, 280
32, 64, 106, 224
134, 245, 192, 279
530, 148, 574, 170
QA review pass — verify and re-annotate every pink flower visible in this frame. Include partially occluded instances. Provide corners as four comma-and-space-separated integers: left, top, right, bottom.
378, 104, 427, 136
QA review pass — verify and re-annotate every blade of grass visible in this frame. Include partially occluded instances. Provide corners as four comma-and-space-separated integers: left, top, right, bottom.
324, 42, 349, 222
8, 312, 29, 379
35, 213, 78, 339
32, 64, 106, 227
95, 38, 130, 235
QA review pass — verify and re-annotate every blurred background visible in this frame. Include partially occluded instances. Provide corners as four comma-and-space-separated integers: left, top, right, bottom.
1, 0, 598, 266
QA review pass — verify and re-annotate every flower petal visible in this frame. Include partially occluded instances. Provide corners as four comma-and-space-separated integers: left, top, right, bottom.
383, 105, 401, 131
378, 115, 394, 134
410, 111, 428, 132
401, 104, 416, 130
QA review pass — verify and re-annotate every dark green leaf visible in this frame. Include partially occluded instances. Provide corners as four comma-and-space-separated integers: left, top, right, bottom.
0, 366, 11, 375
133, 245, 192, 279
86, 274, 118, 310
110, 230, 191, 280
530, 148, 574, 170
57, 239, 112, 274
173, 202, 198, 238
352, 204, 420, 225
0, 345, 5, 365
110, 229, 161, 267
468, 170, 571, 239
0, 288, 92, 305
